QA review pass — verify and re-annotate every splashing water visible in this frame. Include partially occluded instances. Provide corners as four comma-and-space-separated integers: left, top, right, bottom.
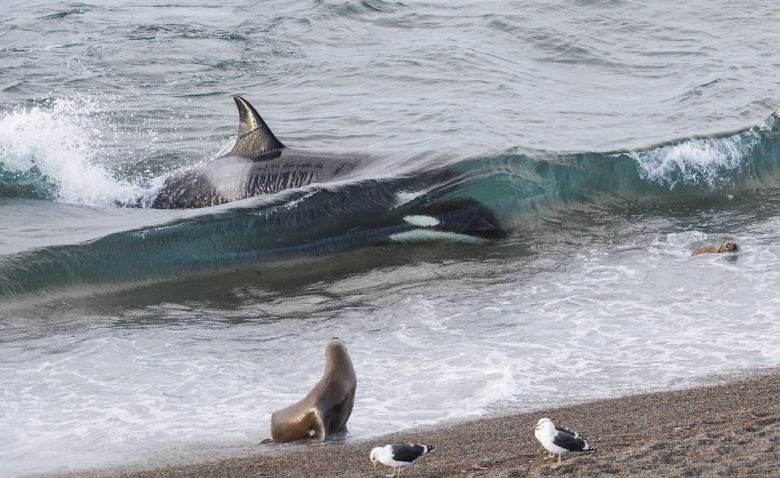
0, 98, 144, 207
630, 126, 763, 189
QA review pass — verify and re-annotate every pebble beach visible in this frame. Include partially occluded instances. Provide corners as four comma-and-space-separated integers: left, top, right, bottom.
64, 370, 780, 478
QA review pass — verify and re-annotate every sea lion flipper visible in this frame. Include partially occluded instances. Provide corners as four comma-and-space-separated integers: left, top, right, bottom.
230, 96, 285, 159
317, 408, 332, 440
317, 390, 353, 436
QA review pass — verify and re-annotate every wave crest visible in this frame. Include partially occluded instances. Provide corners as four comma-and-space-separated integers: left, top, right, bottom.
629, 119, 770, 189
0, 98, 144, 206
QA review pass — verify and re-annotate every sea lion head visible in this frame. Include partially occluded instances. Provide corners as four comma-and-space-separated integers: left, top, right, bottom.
327, 336, 345, 350
717, 241, 738, 253
324, 337, 355, 377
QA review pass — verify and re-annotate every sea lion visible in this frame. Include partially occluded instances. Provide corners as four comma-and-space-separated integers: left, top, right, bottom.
270, 337, 357, 443
692, 240, 738, 255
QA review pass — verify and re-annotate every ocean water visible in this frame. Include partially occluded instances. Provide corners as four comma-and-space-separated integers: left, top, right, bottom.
2, 0, 780, 476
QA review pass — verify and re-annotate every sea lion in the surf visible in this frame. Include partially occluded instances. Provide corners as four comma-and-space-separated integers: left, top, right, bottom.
692, 240, 738, 255
270, 337, 357, 443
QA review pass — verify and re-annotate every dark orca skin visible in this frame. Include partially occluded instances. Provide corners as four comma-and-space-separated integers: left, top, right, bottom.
150, 148, 361, 209
149, 96, 505, 240
151, 97, 362, 209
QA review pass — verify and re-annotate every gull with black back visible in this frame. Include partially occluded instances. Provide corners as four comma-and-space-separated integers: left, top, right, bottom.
369, 443, 435, 477
533, 417, 596, 466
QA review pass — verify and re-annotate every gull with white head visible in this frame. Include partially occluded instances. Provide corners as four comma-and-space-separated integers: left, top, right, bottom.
369, 443, 435, 477
533, 417, 596, 466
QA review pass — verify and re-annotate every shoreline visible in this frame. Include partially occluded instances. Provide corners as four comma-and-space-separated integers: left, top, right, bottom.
61, 369, 780, 478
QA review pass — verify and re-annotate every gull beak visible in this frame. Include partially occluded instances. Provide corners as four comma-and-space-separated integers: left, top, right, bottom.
533, 424, 539, 431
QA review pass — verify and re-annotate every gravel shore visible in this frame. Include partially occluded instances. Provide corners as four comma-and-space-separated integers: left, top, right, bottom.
64, 371, 779, 478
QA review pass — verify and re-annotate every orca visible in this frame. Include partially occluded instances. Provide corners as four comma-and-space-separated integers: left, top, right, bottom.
150, 97, 504, 240
151, 96, 363, 209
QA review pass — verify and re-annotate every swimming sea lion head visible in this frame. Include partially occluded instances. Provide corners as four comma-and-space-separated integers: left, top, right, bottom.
718, 241, 738, 253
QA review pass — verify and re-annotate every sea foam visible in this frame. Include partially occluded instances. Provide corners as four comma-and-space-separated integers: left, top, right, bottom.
630, 126, 762, 189
0, 98, 144, 207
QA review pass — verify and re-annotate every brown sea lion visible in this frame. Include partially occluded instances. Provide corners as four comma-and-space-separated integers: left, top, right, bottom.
270, 337, 356, 443
692, 240, 738, 255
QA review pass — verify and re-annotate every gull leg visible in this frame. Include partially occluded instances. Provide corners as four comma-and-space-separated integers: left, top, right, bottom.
558, 454, 562, 466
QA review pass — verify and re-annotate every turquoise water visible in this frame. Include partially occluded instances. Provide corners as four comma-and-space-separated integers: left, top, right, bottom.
2, 1, 780, 476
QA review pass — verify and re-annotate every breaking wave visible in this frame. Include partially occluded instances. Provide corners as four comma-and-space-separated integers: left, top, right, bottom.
1, 99, 779, 297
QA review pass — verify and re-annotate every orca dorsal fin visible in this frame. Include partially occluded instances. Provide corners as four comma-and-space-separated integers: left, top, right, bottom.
229, 96, 285, 158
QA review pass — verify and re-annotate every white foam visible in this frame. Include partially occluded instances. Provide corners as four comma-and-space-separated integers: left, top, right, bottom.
4, 236, 780, 476
0, 98, 144, 207
660, 230, 709, 246
648, 230, 741, 258
630, 130, 760, 188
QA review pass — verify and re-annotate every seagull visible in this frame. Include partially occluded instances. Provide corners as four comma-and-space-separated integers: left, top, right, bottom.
533, 417, 595, 466
369, 443, 435, 477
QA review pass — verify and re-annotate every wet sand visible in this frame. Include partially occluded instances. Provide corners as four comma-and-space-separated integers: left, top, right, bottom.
66, 370, 779, 478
